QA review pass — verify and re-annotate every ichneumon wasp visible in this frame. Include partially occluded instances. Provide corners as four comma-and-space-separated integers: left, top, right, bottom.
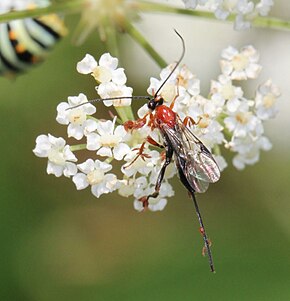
70, 30, 221, 272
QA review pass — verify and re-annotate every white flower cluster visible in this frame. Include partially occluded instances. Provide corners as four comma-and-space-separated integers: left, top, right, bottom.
181, 0, 274, 30
33, 46, 279, 211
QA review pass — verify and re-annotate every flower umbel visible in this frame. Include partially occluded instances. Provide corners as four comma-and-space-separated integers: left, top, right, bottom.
181, 0, 274, 30
34, 48, 279, 211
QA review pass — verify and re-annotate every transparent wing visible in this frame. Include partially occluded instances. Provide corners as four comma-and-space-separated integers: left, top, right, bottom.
160, 116, 220, 193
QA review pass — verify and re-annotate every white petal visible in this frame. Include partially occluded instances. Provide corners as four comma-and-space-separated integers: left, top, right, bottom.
91, 183, 109, 198
33, 134, 51, 157
83, 119, 98, 135
63, 145, 77, 162
133, 199, 144, 212
114, 125, 127, 138
113, 143, 131, 160
99, 53, 118, 70
86, 133, 101, 151
72, 173, 89, 190
97, 161, 113, 172
68, 123, 84, 140
112, 68, 127, 85
76, 54, 98, 74
77, 159, 95, 173
148, 198, 167, 212
97, 146, 113, 157
47, 161, 63, 177
64, 162, 78, 177
96, 119, 114, 136
56, 102, 70, 125
48, 134, 66, 148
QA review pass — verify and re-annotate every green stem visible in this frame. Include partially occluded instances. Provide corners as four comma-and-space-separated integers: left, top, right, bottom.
1, 0, 290, 33
0, 0, 83, 23
138, 1, 290, 32
70, 144, 87, 152
124, 19, 167, 68
103, 19, 120, 57
115, 106, 134, 122
252, 16, 290, 31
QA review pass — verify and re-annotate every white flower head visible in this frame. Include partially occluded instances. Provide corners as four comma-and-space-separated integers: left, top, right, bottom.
255, 79, 280, 120
181, 0, 207, 9
86, 116, 130, 160
231, 135, 272, 169
56, 93, 97, 140
224, 99, 260, 138
97, 82, 133, 107
121, 147, 161, 178
73, 159, 120, 197
77, 53, 127, 85
220, 45, 262, 80
147, 63, 197, 107
255, 0, 274, 16
133, 181, 174, 212
33, 134, 77, 177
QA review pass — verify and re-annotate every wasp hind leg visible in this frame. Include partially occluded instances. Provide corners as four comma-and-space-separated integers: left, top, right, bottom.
139, 144, 173, 210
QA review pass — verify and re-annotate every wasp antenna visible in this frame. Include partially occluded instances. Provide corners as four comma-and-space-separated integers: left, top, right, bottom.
154, 30, 185, 98
66, 96, 151, 111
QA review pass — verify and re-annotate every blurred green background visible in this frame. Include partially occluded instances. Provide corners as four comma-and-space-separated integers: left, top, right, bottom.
0, 4, 290, 301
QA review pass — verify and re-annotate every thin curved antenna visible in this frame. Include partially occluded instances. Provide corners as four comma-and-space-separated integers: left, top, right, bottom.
66, 95, 151, 110
154, 29, 185, 98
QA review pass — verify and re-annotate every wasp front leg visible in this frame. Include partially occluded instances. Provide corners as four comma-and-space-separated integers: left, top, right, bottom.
123, 112, 151, 131
139, 143, 173, 210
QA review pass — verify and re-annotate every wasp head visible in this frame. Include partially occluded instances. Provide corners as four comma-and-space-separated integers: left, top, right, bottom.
148, 96, 164, 111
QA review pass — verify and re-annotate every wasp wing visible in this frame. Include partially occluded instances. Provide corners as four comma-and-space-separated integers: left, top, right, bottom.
160, 116, 220, 193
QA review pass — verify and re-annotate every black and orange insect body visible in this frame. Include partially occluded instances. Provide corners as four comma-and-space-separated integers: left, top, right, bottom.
0, 9, 67, 75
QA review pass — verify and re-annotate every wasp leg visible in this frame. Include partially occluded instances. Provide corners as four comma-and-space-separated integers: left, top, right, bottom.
146, 136, 164, 149
123, 112, 151, 131
183, 116, 200, 127
139, 144, 173, 208
176, 159, 215, 273
124, 141, 151, 169
169, 78, 180, 110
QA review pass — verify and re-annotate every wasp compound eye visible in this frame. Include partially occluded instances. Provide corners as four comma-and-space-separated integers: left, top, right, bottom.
148, 99, 157, 111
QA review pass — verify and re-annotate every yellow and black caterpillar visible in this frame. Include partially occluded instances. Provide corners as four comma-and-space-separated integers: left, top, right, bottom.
0, 2, 67, 75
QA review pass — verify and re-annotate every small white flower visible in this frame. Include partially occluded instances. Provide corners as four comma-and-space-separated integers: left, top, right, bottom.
72, 159, 120, 197
97, 82, 133, 107
133, 182, 174, 212
255, 79, 280, 120
224, 100, 260, 138
121, 147, 161, 178
118, 176, 147, 198
182, 0, 206, 9
33, 134, 77, 177
234, 14, 251, 30
124, 124, 153, 147
147, 63, 195, 106
86, 116, 130, 160
56, 93, 97, 140
213, 155, 228, 172
220, 45, 262, 80
77, 53, 127, 85
192, 120, 224, 149
231, 135, 272, 169
255, 0, 274, 16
